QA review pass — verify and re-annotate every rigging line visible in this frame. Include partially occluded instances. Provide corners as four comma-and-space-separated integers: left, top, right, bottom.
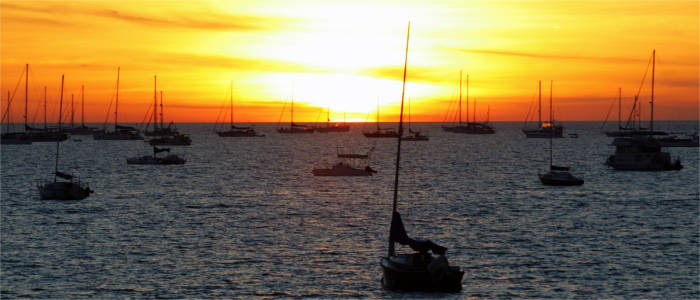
102, 79, 118, 129
522, 94, 536, 128
600, 95, 617, 130
139, 105, 153, 131
625, 53, 653, 128
212, 90, 228, 131
1, 68, 27, 125
276, 101, 287, 128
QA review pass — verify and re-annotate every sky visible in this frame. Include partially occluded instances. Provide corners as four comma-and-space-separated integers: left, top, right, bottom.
1, 0, 698, 124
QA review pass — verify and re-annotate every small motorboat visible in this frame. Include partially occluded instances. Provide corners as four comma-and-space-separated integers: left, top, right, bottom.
312, 147, 376, 176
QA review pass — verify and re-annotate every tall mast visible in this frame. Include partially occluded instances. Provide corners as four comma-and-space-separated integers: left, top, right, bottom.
160, 90, 164, 129
327, 106, 330, 125
115, 67, 120, 129
153, 75, 158, 131
466, 74, 469, 123
618, 87, 621, 129
71, 94, 74, 128
650, 49, 655, 133
55, 75, 64, 182
473, 97, 476, 123
25, 64, 28, 131
487, 104, 490, 123
549, 80, 553, 167
376, 97, 380, 131
389, 21, 410, 257
81, 85, 85, 127
458, 70, 462, 126
230, 80, 237, 128
538, 80, 542, 127
44, 86, 48, 130
6, 91, 10, 132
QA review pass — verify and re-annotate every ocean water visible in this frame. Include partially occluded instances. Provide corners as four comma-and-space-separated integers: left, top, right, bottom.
1, 121, 698, 298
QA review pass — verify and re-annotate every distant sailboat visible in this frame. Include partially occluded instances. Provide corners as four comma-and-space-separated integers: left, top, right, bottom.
605, 52, 667, 137
442, 72, 495, 134
605, 50, 682, 171
93, 67, 143, 140
146, 77, 192, 145
538, 81, 584, 186
401, 97, 428, 141
277, 88, 314, 134
65, 85, 98, 135
8, 64, 68, 142
37, 75, 93, 200
379, 22, 464, 293
216, 81, 264, 137
523, 80, 563, 138
145, 76, 178, 137
363, 98, 399, 138
1, 90, 32, 145
315, 107, 350, 133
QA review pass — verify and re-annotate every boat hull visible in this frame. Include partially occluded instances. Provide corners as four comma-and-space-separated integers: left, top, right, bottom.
605, 153, 682, 171
37, 182, 92, 200
363, 131, 399, 138
127, 155, 186, 165
277, 127, 314, 134
217, 130, 264, 137
538, 172, 584, 186
442, 123, 495, 134
380, 255, 463, 293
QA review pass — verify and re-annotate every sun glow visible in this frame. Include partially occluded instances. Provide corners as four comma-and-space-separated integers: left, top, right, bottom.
1, 1, 697, 122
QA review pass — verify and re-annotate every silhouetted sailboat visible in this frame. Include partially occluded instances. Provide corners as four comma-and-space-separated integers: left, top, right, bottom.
277, 88, 314, 134
605, 50, 682, 171
216, 81, 264, 137
363, 99, 399, 138
66, 85, 98, 135
380, 22, 464, 293
1, 90, 32, 145
146, 77, 192, 145
442, 72, 495, 134
315, 108, 350, 132
538, 81, 583, 186
38, 75, 93, 200
93, 67, 143, 140
523, 80, 563, 138
401, 97, 428, 141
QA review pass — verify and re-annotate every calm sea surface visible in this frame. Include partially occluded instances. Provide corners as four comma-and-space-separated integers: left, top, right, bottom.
2, 121, 698, 298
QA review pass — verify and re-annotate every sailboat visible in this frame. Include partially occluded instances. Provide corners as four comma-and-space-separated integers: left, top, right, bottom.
37, 75, 93, 200
65, 85, 98, 135
401, 97, 428, 141
146, 77, 192, 145
442, 72, 495, 134
8, 64, 68, 142
1, 89, 32, 144
312, 146, 376, 176
380, 22, 464, 293
144, 76, 178, 137
363, 99, 399, 138
315, 107, 350, 133
216, 81, 264, 137
538, 81, 584, 186
93, 67, 143, 140
523, 80, 563, 138
605, 50, 682, 171
277, 88, 314, 134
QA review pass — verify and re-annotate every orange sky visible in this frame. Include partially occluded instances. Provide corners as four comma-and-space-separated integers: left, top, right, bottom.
1, 0, 698, 124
